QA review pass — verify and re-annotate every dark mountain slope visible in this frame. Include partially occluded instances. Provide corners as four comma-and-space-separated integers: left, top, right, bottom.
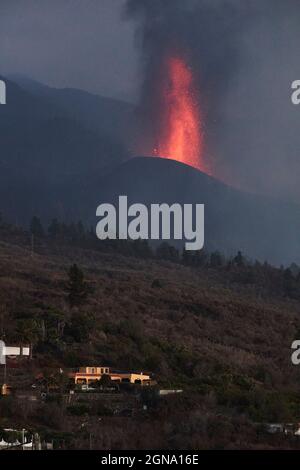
7, 74, 136, 144
1, 77, 299, 265
89, 156, 300, 265
0, 77, 130, 223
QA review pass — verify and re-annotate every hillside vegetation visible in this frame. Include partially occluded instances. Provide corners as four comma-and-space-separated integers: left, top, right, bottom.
0, 222, 300, 449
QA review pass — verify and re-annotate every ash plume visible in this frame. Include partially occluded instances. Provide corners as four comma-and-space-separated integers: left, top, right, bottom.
125, 0, 300, 201
125, 0, 246, 160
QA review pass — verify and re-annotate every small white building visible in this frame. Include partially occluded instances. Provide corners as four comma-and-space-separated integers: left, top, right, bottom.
0, 341, 30, 364
0, 429, 33, 450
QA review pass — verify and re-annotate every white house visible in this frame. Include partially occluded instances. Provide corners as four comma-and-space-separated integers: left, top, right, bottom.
0, 341, 30, 364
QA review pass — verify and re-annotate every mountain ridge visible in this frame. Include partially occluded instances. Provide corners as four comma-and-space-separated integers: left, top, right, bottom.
90, 156, 300, 265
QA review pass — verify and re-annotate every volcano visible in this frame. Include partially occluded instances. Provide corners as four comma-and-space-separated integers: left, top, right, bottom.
90, 156, 300, 266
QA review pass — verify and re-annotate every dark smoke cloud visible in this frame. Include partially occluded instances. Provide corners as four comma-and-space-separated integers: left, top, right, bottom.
125, 0, 246, 158
126, 0, 245, 97
125, 0, 300, 202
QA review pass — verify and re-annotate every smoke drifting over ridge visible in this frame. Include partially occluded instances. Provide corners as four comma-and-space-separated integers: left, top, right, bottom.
125, 0, 300, 201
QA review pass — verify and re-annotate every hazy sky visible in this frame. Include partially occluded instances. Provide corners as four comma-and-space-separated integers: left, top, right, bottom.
0, 0, 138, 101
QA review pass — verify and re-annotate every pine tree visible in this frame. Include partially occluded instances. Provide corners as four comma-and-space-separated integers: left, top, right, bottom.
210, 251, 223, 267
48, 218, 60, 239
67, 264, 89, 307
30, 216, 44, 238
156, 242, 179, 262
233, 250, 245, 267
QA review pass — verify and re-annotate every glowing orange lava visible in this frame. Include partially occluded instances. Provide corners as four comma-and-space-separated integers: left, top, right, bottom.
155, 56, 207, 172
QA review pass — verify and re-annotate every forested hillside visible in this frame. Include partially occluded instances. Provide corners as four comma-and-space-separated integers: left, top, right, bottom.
1, 220, 300, 449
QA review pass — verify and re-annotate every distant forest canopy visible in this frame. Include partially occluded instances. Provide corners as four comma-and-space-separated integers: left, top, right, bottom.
1, 212, 300, 302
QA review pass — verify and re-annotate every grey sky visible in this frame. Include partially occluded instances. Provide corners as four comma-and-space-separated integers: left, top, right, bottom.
0, 0, 138, 101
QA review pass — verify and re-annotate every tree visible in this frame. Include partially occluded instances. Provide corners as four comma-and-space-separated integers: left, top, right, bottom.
182, 249, 207, 267
132, 239, 153, 258
65, 311, 95, 342
15, 318, 40, 345
30, 216, 44, 238
233, 250, 245, 267
76, 221, 86, 240
156, 242, 179, 262
48, 218, 60, 239
210, 251, 223, 268
283, 268, 295, 298
98, 374, 112, 387
40, 308, 66, 344
66, 264, 89, 307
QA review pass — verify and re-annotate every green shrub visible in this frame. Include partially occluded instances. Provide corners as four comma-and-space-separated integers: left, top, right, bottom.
67, 404, 90, 416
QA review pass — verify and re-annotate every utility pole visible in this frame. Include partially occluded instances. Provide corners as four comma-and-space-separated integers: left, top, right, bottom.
0, 340, 6, 395
0, 305, 5, 338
